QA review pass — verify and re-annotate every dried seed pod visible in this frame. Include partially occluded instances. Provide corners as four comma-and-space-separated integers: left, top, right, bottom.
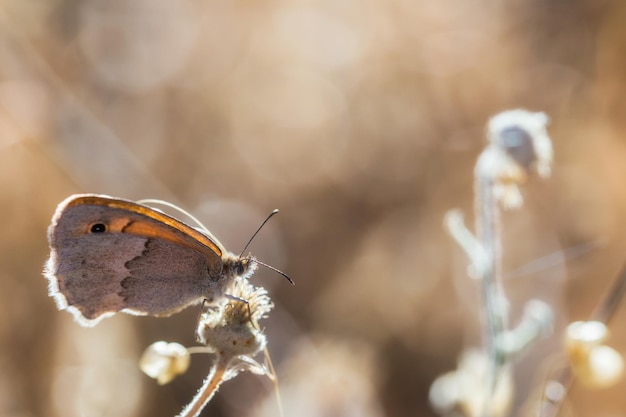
139, 341, 190, 385
565, 321, 624, 389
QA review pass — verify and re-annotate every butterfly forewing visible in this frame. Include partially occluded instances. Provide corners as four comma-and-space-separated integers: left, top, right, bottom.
45, 194, 229, 326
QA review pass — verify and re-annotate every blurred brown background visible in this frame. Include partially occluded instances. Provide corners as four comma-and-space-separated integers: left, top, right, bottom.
2, 0, 626, 416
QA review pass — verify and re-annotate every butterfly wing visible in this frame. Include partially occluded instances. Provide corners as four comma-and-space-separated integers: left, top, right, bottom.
45, 194, 225, 326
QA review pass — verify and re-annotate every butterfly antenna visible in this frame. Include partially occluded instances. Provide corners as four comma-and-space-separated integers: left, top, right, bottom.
253, 259, 295, 285
239, 209, 294, 285
239, 209, 280, 257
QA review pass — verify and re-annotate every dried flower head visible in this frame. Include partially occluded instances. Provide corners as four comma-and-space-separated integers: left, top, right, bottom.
139, 341, 190, 385
196, 277, 274, 358
479, 109, 553, 208
487, 109, 552, 178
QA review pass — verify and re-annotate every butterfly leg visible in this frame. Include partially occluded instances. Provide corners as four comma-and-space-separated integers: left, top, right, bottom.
224, 293, 257, 329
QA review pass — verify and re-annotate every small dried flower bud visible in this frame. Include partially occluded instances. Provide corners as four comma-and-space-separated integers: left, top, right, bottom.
487, 109, 552, 178
565, 321, 608, 356
565, 321, 624, 389
478, 109, 552, 209
139, 341, 190, 385
572, 345, 624, 389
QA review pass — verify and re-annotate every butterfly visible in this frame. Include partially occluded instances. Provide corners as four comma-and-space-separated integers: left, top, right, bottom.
44, 194, 290, 326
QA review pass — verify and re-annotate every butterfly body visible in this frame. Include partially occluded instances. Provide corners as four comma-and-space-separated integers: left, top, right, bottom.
45, 194, 256, 327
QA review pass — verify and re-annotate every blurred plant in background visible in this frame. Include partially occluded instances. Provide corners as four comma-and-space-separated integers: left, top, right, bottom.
430, 110, 555, 417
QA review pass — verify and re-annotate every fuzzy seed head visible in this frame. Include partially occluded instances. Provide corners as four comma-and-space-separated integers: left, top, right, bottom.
196, 277, 274, 358
487, 109, 552, 179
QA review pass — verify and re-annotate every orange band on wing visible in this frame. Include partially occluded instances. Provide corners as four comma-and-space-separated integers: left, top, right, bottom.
65, 194, 223, 258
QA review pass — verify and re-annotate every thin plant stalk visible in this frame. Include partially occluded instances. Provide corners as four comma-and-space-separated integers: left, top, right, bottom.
475, 161, 509, 417
592, 262, 626, 323
177, 354, 230, 417
263, 345, 286, 417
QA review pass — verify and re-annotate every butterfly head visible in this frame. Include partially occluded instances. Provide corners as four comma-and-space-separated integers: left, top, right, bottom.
220, 253, 293, 285
217, 209, 294, 285
221, 254, 258, 281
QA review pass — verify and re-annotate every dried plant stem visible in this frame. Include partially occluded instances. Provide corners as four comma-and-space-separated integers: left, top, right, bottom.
263, 345, 286, 417
592, 262, 626, 323
177, 354, 231, 417
475, 165, 509, 417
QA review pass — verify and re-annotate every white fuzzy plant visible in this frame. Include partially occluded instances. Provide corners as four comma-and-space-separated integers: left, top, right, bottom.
430, 110, 555, 417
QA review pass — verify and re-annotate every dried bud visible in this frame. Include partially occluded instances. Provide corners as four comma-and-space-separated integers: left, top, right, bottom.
565, 321, 608, 353
196, 278, 273, 358
478, 109, 553, 209
139, 341, 190, 385
565, 321, 624, 389
487, 109, 552, 178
